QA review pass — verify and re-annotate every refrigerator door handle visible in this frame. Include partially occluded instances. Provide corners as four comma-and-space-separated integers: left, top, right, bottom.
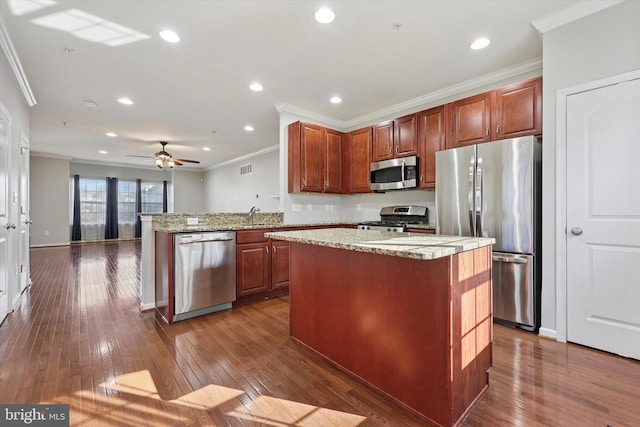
476, 156, 484, 236
492, 254, 528, 264
468, 155, 475, 235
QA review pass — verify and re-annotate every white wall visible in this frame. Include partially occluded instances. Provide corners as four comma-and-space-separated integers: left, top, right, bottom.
172, 169, 206, 213
70, 161, 169, 182
204, 148, 280, 213
540, 1, 640, 336
30, 156, 71, 246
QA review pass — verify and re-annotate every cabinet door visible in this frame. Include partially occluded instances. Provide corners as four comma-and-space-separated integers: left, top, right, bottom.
395, 113, 418, 157
418, 105, 447, 189
373, 121, 394, 162
324, 129, 343, 193
346, 127, 372, 193
271, 240, 290, 290
450, 92, 492, 148
236, 242, 270, 297
300, 123, 324, 192
492, 77, 542, 140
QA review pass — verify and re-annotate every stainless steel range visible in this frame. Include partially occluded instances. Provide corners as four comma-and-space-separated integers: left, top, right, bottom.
357, 206, 429, 232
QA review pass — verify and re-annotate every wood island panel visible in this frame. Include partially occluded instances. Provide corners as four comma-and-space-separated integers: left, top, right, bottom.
288, 242, 492, 427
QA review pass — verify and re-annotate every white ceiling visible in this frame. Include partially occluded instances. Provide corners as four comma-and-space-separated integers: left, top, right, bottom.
2, 0, 583, 170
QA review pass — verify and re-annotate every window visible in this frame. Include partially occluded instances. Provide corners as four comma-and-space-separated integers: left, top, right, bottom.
142, 182, 163, 213
79, 178, 106, 224
118, 180, 136, 223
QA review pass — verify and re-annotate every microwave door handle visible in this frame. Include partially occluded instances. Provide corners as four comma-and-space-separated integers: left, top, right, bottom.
468, 155, 475, 236
401, 159, 405, 187
476, 156, 483, 237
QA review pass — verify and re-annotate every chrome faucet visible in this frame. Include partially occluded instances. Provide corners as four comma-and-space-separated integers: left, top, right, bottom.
248, 206, 260, 226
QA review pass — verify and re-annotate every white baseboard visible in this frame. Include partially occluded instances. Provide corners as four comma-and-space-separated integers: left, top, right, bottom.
140, 302, 155, 312
538, 327, 558, 340
30, 243, 71, 248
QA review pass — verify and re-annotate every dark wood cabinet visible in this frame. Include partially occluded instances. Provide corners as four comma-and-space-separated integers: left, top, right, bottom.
288, 121, 344, 194
394, 113, 419, 157
372, 120, 394, 161
345, 126, 373, 193
450, 92, 492, 148
492, 77, 542, 140
324, 128, 343, 194
372, 115, 418, 162
418, 105, 447, 190
450, 77, 542, 148
236, 228, 291, 301
271, 239, 290, 289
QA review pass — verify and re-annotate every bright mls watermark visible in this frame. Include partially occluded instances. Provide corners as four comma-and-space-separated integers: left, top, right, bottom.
0, 404, 69, 426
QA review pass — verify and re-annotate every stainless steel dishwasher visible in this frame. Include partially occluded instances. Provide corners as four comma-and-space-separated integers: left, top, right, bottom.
173, 231, 236, 322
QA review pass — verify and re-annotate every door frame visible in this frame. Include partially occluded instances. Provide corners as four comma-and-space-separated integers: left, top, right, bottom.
555, 68, 640, 343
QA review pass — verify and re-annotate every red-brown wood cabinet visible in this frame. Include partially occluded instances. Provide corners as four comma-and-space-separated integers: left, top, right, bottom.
450, 77, 542, 149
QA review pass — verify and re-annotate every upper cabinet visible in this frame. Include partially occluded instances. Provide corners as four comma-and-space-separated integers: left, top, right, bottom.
449, 77, 542, 148
345, 126, 373, 194
492, 77, 542, 140
288, 121, 344, 194
372, 114, 418, 162
418, 105, 447, 190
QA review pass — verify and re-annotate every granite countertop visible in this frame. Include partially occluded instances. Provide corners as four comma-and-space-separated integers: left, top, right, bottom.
153, 221, 356, 233
265, 228, 494, 260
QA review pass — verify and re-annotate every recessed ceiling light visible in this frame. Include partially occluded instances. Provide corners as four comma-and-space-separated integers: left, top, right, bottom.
314, 7, 335, 24
82, 100, 97, 108
470, 37, 490, 50
105, 132, 117, 137
249, 82, 263, 92
244, 125, 254, 132
118, 97, 133, 105
159, 29, 180, 43
330, 96, 342, 104
99, 150, 107, 154
203, 147, 211, 151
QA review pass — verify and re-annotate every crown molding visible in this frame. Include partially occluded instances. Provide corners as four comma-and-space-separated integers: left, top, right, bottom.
208, 144, 279, 170
0, 14, 36, 106
531, 0, 625, 34
343, 58, 542, 129
275, 102, 346, 130
30, 151, 71, 160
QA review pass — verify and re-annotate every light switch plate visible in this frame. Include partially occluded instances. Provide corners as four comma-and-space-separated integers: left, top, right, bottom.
186, 217, 199, 225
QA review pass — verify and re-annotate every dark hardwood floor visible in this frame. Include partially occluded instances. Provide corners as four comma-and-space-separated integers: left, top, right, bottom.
1, 240, 639, 426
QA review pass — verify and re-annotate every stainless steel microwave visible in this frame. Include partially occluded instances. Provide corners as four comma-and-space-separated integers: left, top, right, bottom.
370, 155, 418, 192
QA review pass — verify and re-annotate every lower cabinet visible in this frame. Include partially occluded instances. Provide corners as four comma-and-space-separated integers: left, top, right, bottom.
236, 228, 291, 302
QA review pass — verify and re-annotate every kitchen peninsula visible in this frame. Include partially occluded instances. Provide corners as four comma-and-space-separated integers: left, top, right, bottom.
265, 228, 494, 427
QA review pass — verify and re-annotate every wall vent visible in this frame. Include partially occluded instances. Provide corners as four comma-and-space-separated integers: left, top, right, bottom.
240, 164, 252, 175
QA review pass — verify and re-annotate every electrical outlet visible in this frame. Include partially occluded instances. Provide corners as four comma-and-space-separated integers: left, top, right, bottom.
187, 218, 199, 225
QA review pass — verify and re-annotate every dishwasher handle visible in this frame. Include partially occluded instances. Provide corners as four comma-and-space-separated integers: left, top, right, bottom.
179, 237, 235, 244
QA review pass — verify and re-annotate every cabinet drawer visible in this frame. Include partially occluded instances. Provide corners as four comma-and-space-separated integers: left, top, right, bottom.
236, 228, 271, 244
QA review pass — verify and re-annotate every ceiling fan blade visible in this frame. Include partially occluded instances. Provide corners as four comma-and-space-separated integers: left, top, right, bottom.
174, 158, 200, 164
174, 160, 183, 166
127, 154, 155, 159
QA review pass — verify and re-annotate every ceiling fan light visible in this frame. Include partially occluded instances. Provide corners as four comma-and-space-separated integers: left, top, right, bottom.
155, 159, 163, 168
168, 159, 175, 168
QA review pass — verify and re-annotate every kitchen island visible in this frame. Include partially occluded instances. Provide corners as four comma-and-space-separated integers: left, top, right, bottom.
265, 228, 494, 427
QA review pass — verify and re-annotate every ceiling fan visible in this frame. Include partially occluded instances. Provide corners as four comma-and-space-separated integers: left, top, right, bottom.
129, 141, 200, 169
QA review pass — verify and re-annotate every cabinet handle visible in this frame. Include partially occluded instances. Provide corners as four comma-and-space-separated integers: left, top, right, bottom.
420, 174, 423, 182
302, 177, 306, 186
496, 124, 500, 135
266, 246, 269, 255
485, 127, 489, 137
324, 180, 327, 189
273, 245, 276, 254
395, 146, 398, 154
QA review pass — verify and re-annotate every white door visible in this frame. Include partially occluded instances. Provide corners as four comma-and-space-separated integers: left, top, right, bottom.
0, 107, 10, 323
566, 77, 640, 359
19, 136, 30, 293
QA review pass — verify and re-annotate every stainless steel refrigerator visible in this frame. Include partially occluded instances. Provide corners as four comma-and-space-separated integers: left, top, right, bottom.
435, 136, 541, 331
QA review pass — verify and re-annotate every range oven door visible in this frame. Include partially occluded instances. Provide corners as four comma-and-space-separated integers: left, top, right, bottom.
492, 252, 535, 330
